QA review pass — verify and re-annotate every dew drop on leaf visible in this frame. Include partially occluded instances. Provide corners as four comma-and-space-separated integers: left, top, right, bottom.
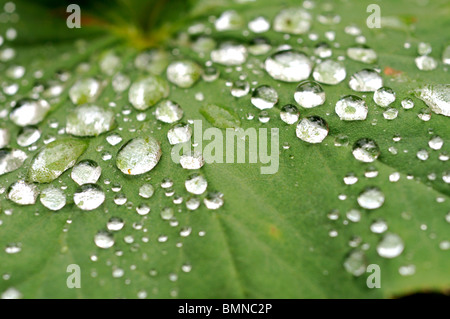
294, 80, 326, 109
116, 137, 162, 175
295, 116, 329, 144
74, 184, 105, 211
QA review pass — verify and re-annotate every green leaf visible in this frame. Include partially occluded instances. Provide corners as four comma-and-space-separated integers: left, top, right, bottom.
0, 0, 449, 299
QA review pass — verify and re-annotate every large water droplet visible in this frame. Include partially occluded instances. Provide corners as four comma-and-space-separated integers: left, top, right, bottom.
74, 184, 105, 211
335, 95, 368, 121
373, 87, 396, 107
71, 160, 101, 185
128, 76, 170, 111
204, 191, 224, 210
166, 60, 202, 88
211, 42, 247, 66
10, 99, 50, 127
348, 69, 383, 92
312, 60, 346, 85
295, 116, 328, 144
116, 137, 162, 175
94, 230, 114, 249
352, 138, 380, 162
265, 50, 313, 82
214, 10, 243, 31
294, 80, 326, 108
167, 123, 192, 145
185, 173, 207, 195
251, 85, 278, 110
415, 55, 437, 71
69, 78, 101, 105
8, 180, 39, 205
40, 186, 66, 211
28, 138, 88, 183
66, 105, 115, 137
280, 104, 300, 124
357, 187, 385, 210
343, 250, 367, 276
347, 45, 377, 64
414, 84, 449, 117
17, 126, 40, 147
377, 233, 404, 258
273, 8, 312, 34
155, 100, 183, 124
0, 149, 27, 176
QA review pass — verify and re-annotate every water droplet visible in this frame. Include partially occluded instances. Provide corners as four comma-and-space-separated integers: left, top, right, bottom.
389, 172, 400, 182
204, 191, 224, 210
312, 60, 346, 85
280, 104, 300, 124
399, 264, 416, 276
106, 133, 122, 146
415, 55, 437, 71
66, 105, 115, 137
295, 116, 329, 144
10, 99, 50, 126
74, 184, 105, 211
215, 10, 243, 31
352, 138, 380, 162
230, 80, 250, 97
17, 126, 40, 147
40, 186, 66, 211
370, 219, 388, 233
348, 69, 383, 92
166, 60, 202, 88
373, 87, 396, 107
343, 173, 358, 185
69, 78, 101, 105
357, 187, 384, 210
128, 76, 170, 111
401, 98, 414, 109
167, 123, 192, 145
377, 233, 404, 258
94, 230, 114, 249
428, 136, 443, 150
107, 217, 124, 231
294, 80, 325, 108
335, 95, 368, 121
265, 50, 313, 82
248, 16, 270, 33
346, 209, 361, 222
139, 183, 154, 199
5, 243, 21, 254
416, 149, 429, 161
211, 42, 247, 66
414, 84, 449, 117
155, 100, 184, 124
112, 73, 130, 92
28, 138, 88, 183
383, 108, 398, 120
116, 137, 162, 175
71, 160, 101, 185
273, 8, 312, 34
343, 250, 367, 276
1, 287, 22, 299
180, 151, 205, 169
347, 45, 377, 64
160, 207, 174, 220
185, 173, 207, 195
0, 149, 27, 176
251, 85, 278, 110
8, 180, 39, 205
